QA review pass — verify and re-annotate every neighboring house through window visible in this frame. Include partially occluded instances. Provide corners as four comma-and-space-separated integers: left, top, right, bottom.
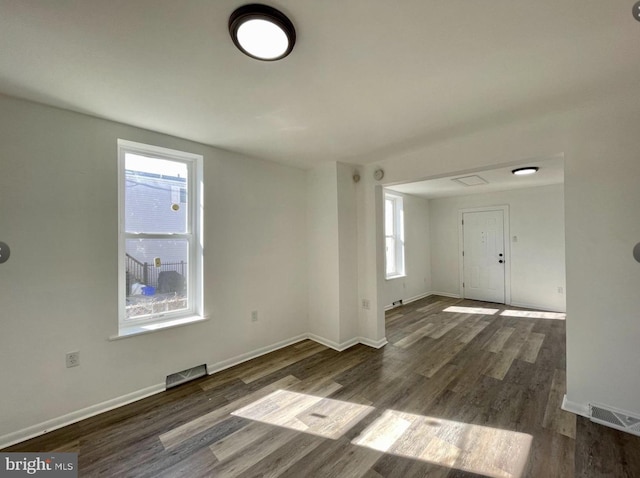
118, 139, 203, 336
385, 192, 405, 279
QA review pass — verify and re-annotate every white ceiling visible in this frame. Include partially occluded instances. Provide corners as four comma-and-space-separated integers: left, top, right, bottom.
387, 156, 564, 199
0, 1, 638, 169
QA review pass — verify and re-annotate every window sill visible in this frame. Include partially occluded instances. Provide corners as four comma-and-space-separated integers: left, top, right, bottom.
109, 315, 209, 341
385, 274, 406, 281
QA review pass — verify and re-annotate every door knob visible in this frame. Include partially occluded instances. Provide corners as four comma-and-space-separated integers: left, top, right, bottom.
499, 253, 503, 257
499, 260, 504, 264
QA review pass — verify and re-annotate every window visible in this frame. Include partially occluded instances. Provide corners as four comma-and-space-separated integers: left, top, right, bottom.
118, 139, 203, 335
385, 192, 405, 279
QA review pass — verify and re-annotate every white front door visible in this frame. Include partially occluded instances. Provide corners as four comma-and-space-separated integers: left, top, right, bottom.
462, 210, 505, 303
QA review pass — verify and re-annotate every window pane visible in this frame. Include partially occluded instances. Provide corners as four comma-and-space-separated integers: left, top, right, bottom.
125, 153, 188, 233
125, 238, 189, 320
385, 199, 394, 236
386, 236, 396, 275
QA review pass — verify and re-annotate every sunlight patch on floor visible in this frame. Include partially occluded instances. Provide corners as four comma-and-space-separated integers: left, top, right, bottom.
352, 410, 532, 478
443, 305, 500, 315
500, 310, 565, 320
231, 389, 375, 439
233, 391, 532, 476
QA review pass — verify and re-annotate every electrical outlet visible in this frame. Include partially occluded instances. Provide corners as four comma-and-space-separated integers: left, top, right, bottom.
251, 310, 258, 322
66, 351, 80, 368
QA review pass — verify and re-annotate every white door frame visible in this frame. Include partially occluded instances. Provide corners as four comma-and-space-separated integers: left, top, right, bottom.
458, 205, 511, 304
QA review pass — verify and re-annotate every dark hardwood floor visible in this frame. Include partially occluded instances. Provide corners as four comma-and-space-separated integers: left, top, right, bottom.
4, 295, 640, 477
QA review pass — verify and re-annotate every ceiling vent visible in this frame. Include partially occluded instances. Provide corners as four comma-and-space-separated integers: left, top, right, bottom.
452, 175, 488, 187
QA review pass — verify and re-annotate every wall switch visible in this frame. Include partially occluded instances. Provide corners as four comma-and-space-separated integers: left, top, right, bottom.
66, 351, 80, 368
251, 310, 258, 322
557, 287, 564, 294
512, 235, 518, 243
362, 299, 370, 310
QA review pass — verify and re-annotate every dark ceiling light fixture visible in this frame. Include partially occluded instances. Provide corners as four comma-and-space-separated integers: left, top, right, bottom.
512, 166, 539, 176
229, 4, 296, 61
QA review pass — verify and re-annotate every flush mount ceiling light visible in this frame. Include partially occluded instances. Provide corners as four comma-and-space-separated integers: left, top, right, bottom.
229, 4, 296, 61
512, 167, 539, 176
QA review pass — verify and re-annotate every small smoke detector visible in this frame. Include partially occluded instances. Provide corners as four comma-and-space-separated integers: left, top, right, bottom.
452, 175, 488, 187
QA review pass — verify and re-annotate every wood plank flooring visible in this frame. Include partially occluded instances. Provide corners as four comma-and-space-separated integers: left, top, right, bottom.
4, 295, 640, 477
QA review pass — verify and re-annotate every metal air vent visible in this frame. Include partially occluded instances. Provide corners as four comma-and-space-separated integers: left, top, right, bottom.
166, 364, 207, 389
590, 403, 640, 437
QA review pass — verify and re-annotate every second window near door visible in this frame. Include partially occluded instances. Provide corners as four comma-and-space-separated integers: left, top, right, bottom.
385, 192, 405, 279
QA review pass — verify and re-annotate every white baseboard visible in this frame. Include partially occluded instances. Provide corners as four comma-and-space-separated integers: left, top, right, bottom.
1, 331, 387, 450
307, 333, 388, 351
561, 395, 590, 417
307, 333, 359, 352
1, 334, 310, 450
0, 383, 165, 450
404, 292, 432, 304
207, 334, 309, 375
358, 336, 388, 349
430, 291, 461, 299
384, 291, 433, 310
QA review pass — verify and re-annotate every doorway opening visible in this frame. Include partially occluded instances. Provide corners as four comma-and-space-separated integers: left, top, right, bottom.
381, 155, 566, 339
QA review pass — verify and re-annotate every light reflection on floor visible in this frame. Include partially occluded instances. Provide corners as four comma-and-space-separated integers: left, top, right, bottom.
231, 389, 375, 439
233, 391, 532, 477
444, 305, 500, 315
500, 309, 566, 320
352, 410, 532, 478
443, 305, 565, 321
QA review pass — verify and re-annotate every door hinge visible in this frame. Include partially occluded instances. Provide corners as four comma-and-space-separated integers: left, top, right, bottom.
462, 251, 464, 256
462, 219, 464, 225
463, 282, 465, 288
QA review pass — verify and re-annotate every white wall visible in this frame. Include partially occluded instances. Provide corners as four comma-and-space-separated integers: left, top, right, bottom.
307, 163, 340, 344
337, 162, 360, 343
429, 184, 566, 311
0, 96, 309, 442
2, 86, 639, 447
357, 90, 640, 417
307, 162, 361, 347
382, 191, 431, 308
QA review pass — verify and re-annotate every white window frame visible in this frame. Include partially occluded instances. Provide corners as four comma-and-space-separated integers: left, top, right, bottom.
117, 139, 203, 336
384, 192, 405, 279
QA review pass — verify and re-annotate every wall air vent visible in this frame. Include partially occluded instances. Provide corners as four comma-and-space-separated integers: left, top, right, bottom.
590, 403, 640, 437
166, 364, 207, 389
